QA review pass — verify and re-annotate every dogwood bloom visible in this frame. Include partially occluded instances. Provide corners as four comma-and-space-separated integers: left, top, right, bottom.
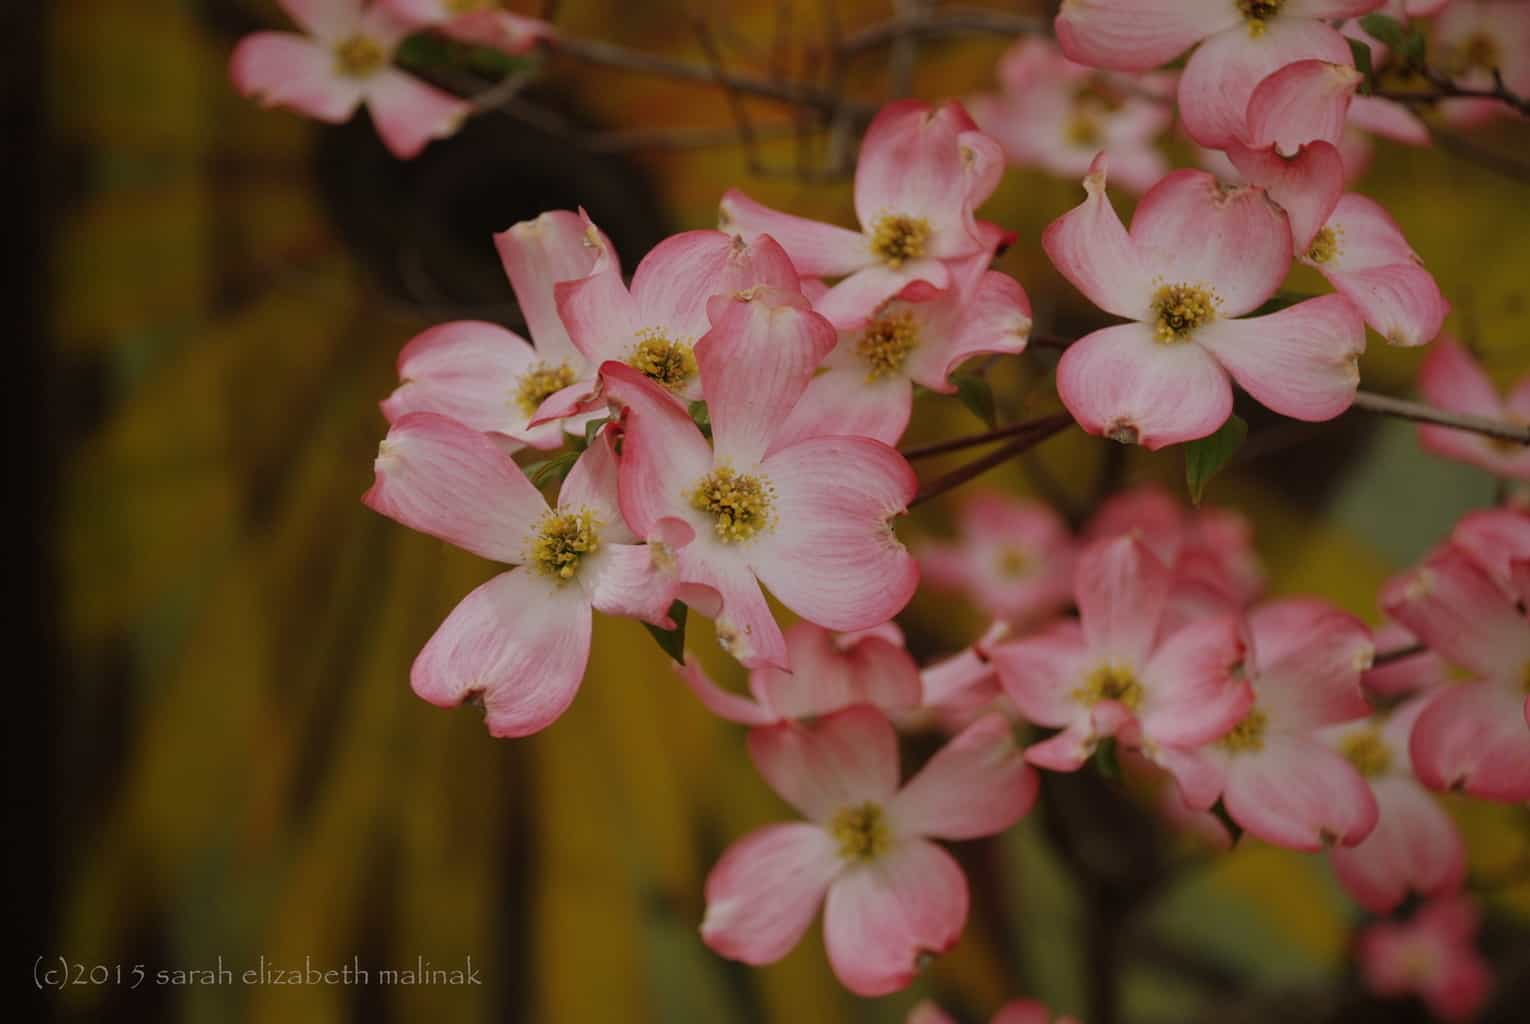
909, 623, 1017, 735
231, 0, 471, 159
720, 100, 1004, 329
968, 38, 1171, 194
363, 415, 682, 736
678, 622, 921, 726
382, 210, 613, 448
1044, 157, 1366, 448
1417, 337, 1530, 480
1359, 896, 1494, 1023
1300, 193, 1450, 347
1322, 696, 1468, 912
1154, 599, 1378, 849
1382, 536, 1530, 801
383, 0, 552, 55
770, 255, 1032, 446
918, 493, 1075, 627
988, 535, 1252, 772
604, 287, 919, 669
1434, 0, 1530, 127
910, 998, 1083, 1024
1054, 0, 1384, 148
701, 707, 1036, 995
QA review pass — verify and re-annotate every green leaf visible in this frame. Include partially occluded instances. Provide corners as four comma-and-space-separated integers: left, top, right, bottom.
524, 449, 580, 489
951, 372, 998, 428
687, 400, 712, 439
1399, 29, 1427, 67
1347, 37, 1374, 87
1183, 415, 1248, 506
582, 416, 609, 450
1093, 738, 1122, 782
642, 602, 688, 664
1359, 13, 1406, 47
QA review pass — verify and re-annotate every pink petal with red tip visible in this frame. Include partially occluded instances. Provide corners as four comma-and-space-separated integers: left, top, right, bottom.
365, 69, 469, 159
438, 9, 552, 55
680, 550, 789, 670
629, 230, 737, 342
747, 706, 901, 821
1383, 546, 1530, 680
754, 623, 922, 722
1226, 139, 1345, 252
815, 262, 947, 332
1138, 615, 1251, 748
1057, 322, 1234, 449
282, 0, 363, 40
555, 268, 642, 365
854, 100, 984, 246
1076, 535, 1172, 666
1348, 95, 1430, 146
772, 370, 914, 448
363, 412, 546, 563
990, 621, 1090, 729
411, 568, 592, 737
889, 714, 1037, 840
720, 189, 870, 278
908, 270, 1033, 391
677, 657, 775, 726
1054, 0, 1235, 72
1306, 193, 1447, 346
1246, 598, 1374, 730
494, 210, 612, 366
1409, 681, 1530, 801
602, 364, 712, 538
1041, 155, 1154, 320
1195, 294, 1365, 422
1222, 737, 1378, 849
231, 33, 367, 123
822, 838, 968, 997
752, 436, 918, 632
1245, 60, 1363, 153
700, 823, 840, 965
1331, 776, 1466, 913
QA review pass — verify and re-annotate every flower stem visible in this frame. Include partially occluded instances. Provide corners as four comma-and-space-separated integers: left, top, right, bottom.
909, 414, 1075, 508
1351, 390, 1530, 446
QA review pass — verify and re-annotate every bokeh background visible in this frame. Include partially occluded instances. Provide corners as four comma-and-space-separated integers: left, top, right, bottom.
22, 0, 1530, 1021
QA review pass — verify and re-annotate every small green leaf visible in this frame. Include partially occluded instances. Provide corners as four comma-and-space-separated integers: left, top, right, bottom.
1359, 13, 1406, 47
687, 400, 713, 439
1400, 29, 1427, 67
642, 602, 689, 664
951, 372, 998, 428
1093, 738, 1122, 782
1183, 415, 1248, 506
1210, 800, 1244, 844
525, 449, 580, 489
1347, 37, 1374, 86
583, 416, 609, 450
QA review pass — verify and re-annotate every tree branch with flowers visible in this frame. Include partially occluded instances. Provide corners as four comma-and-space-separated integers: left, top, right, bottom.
232, 1, 1530, 1021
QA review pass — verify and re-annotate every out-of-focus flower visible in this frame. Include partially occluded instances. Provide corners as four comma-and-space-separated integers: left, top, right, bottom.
721, 100, 1004, 329
701, 707, 1035, 995
968, 38, 1171, 194
1417, 337, 1530, 480
909, 623, 1018, 735
1359, 896, 1494, 1022
1043, 157, 1365, 448
1055, 0, 1384, 148
988, 535, 1251, 772
1434, 0, 1530, 127
918, 493, 1075, 627
910, 997, 1084, 1024
1155, 599, 1378, 850
363, 416, 683, 736
383, 0, 552, 55
231, 0, 471, 158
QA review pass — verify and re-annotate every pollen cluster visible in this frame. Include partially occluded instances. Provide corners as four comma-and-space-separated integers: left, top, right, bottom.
1239, 0, 1284, 34
1064, 110, 1104, 149
1218, 707, 1269, 753
629, 332, 697, 392
1152, 283, 1217, 344
515, 362, 577, 417
830, 802, 891, 863
691, 467, 775, 543
531, 509, 600, 581
1074, 662, 1143, 710
1340, 728, 1393, 777
996, 546, 1031, 579
870, 214, 932, 269
855, 310, 920, 380
1306, 227, 1340, 266
334, 35, 386, 78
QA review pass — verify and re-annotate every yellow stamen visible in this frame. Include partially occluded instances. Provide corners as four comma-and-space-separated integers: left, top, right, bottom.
1306, 226, 1340, 265
870, 214, 932, 269
629, 332, 697, 392
830, 802, 891, 863
531, 509, 600, 581
514, 362, 577, 418
334, 35, 386, 78
1218, 707, 1269, 753
1239, 0, 1283, 36
1152, 283, 1218, 344
996, 547, 1030, 579
1073, 662, 1143, 710
690, 467, 775, 543
855, 310, 920, 380
1340, 728, 1393, 777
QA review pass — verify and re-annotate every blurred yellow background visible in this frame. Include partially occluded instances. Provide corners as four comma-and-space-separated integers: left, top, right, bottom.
46, 1, 1530, 1021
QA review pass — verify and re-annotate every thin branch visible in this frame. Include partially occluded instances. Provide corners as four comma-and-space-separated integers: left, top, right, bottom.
470, 65, 539, 114
1429, 126, 1530, 186
910, 415, 1075, 507
690, 14, 764, 173
1352, 390, 1530, 446
901, 414, 1073, 461
1372, 65, 1530, 119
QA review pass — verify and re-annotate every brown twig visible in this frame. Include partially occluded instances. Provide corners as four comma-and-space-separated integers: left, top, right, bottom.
1428, 127, 1530, 186
690, 14, 765, 174
910, 415, 1076, 507
1372, 65, 1530, 120
1351, 390, 1530, 446
901, 413, 1073, 461
837, 6, 1047, 54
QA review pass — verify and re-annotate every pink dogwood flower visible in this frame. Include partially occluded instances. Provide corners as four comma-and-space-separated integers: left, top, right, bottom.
231, 0, 471, 159
987, 535, 1252, 772
1434, 0, 1530, 127
910, 998, 1083, 1024
1382, 538, 1530, 801
908, 623, 1018, 735
770, 255, 1032, 447
383, 0, 552, 55
700, 706, 1036, 996
1322, 696, 1468, 912
1300, 193, 1450, 347
1417, 336, 1530, 480
382, 209, 613, 449
678, 621, 921, 726
603, 286, 919, 670
968, 38, 1172, 194
1054, 0, 1385, 149
918, 493, 1076, 627
720, 100, 1004, 329
1154, 599, 1379, 850
1359, 896, 1494, 1023
363, 415, 682, 736
1043, 157, 1366, 449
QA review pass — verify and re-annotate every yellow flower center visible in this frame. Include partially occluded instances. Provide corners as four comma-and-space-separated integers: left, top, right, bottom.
530, 509, 600, 581
629, 332, 697, 392
870, 214, 932, 269
996, 546, 1031, 579
1306, 226, 1340, 265
1340, 728, 1393, 777
514, 362, 577, 418
1218, 707, 1269, 753
830, 802, 891, 863
1240, 0, 1283, 35
334, 35, 387, 78
1152, 283, 1218, 344
855, 310, 920, 380
690, 467, 775, 543
1461, 33, 1502, 73
1073, 662, 1143, 710
1064, 110, 1104, 149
